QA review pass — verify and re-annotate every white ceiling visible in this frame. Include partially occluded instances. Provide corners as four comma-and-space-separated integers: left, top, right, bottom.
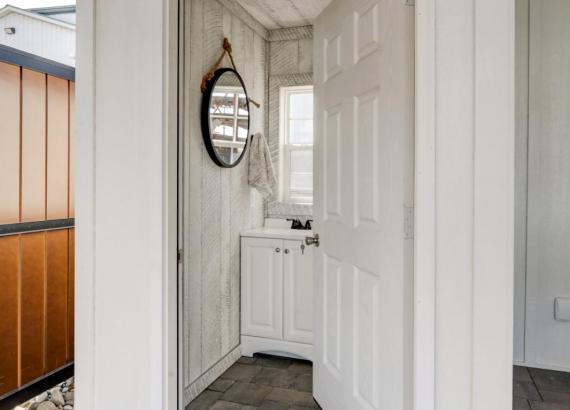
236, 0, 331, 30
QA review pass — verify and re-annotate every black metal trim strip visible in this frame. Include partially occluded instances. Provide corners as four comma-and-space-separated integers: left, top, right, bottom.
0, 44, 75, 81
0, 363, 74, 408
0, 218, 75, 236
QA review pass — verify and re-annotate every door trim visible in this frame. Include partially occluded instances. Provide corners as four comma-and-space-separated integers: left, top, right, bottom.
414, 0, 436, 408
414, 0, 515, 408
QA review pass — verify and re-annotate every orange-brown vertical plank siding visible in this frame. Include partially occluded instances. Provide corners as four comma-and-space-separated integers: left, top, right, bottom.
0, 62, 21, 224
68, 83, 75, 218
21, 69, 47, 222
19, 232, 46, 384
0, 236, 20, 396
45, 230, 68, 371
46, 76, 69, 220
67, 228, 74, 361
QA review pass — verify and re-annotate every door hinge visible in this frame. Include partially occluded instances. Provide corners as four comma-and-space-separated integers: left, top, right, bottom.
177, 249, 183, 263
404, 206, 414, 239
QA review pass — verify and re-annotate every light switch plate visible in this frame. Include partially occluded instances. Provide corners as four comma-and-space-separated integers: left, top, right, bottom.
554, 297, 570, 321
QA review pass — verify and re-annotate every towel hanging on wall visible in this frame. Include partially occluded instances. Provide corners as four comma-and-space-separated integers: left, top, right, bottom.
248, 133, 277, 199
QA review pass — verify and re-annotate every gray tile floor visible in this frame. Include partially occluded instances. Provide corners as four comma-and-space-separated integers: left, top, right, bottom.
190, 359, 570, 409
187, 354, 319, 410
514, 366, 570, 410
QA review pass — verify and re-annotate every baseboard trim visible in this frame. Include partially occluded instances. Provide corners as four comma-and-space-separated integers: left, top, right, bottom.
0, 363, 74, 409
183, 345, 241, 406
241, 335, 313, 362
514, 360, 570, 373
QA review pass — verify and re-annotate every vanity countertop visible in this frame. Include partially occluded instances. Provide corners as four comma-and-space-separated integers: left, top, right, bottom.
241, 227, 312, 241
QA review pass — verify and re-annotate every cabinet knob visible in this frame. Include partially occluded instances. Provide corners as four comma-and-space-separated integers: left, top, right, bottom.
284, 249, 290, 254
275, 248, 281, 253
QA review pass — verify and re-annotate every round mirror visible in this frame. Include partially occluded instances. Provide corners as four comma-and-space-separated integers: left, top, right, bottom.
201, 68, 250, 168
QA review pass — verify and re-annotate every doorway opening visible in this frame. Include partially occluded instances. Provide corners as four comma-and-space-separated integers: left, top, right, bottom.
181, 0, 414, 409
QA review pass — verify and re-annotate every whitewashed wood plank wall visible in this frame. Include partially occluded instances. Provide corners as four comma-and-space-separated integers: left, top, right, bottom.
183, 0, 266, 404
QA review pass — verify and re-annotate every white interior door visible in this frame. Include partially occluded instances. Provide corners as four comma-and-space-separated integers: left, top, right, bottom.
312, 0, 414, 409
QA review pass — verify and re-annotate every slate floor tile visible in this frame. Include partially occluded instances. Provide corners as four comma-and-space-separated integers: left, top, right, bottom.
264, 388, 318, 408
541, 390, 570, 404
530, 401, 570, 410
237, 356, 258, 365
531, 369, 570, 394
252, 367, 298, 388
186, 390, 222, 410
257, 400, 290, 410
514, 380, 542, 401
256, 354, 294, 369
210, 400, 256, 410
514, 398, 532, 410
292, 373, 312, 393
221, 382, 273, 406
220, 364, 263, 383
515, 366, 533, 383
288, 362, 313, 375
208, 378, 235, 393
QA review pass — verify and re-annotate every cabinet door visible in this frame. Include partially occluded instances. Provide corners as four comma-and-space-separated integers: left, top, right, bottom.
283, 239, 314, 344
241, 238, 283, 339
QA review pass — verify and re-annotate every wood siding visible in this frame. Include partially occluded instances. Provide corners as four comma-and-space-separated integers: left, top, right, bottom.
0, 59, 74, 397
0, 236, 20, 395
0, 62, 21, 224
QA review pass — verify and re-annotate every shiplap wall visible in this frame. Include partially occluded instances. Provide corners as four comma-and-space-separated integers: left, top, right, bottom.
183, 0, 266, 403
266, 26, 314, 219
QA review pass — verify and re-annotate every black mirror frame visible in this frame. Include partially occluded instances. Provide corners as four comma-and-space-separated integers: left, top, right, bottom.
201, 67, 250, 168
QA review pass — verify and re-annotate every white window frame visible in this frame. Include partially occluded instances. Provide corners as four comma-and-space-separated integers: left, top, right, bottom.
279, 85, 314, 205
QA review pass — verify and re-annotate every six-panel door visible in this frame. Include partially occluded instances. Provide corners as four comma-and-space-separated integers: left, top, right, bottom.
241, 238, 283, 339
283, 240, 314, 344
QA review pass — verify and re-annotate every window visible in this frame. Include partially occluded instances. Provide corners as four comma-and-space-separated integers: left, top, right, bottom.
280, 85, 314, 204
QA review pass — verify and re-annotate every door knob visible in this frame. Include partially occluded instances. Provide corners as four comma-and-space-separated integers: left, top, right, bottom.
284, 249, 290, 254
305, 233, 320, 247
275, 248, 281, 253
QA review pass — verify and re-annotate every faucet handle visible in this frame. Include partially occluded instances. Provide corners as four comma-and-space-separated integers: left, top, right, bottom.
287, 218, 303, 229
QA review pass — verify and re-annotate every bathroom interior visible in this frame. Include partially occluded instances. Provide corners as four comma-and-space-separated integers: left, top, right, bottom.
182, 1, 323, 407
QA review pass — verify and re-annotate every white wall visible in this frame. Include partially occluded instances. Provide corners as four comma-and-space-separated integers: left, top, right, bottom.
415, 0, 515, 408
75, 0, 178, 408
0, 12, 75, 66
517, 0, 570, 372
514, 0, 529, 364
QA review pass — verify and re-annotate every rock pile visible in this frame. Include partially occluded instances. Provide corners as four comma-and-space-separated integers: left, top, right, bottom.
15, 378, 74, 410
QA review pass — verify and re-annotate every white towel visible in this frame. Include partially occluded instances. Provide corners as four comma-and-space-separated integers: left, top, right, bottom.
248, 133, 277, 199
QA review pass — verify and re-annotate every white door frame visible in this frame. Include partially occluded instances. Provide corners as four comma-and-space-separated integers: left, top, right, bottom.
414, 0, 515, 409
75, 0, 179, 408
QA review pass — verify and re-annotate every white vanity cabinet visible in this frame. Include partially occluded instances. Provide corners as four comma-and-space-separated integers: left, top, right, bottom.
241, 229, 314, 360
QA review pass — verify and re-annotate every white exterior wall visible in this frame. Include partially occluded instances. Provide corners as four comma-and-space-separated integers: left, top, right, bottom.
0, 12, 75, 66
